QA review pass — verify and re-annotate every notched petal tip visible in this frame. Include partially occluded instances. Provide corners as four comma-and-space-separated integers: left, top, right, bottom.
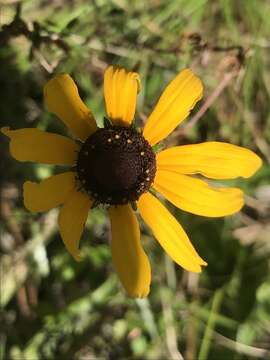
23, 172, 76, 213
192, 258, 207, 271
129, 71, 141, 93
154, 170, 245, 217
143, 68, 203, 146
137, 192, 206, 273
192, 266, 202, 274
1, 127, 79, 165
104, 65, 140, 125
183, 68, 204, 96
200, 258, 208, 267
44, 73, 97, 140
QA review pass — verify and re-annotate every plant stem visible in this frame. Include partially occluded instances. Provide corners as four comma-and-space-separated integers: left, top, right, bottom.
198, 287, 225, 360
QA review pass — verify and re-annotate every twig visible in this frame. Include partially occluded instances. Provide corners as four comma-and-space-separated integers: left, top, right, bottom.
179, 71, 238, 137
16, 285, 31, 317
214, 332, 270, 358
243, 110, 270, 164
227, 88, 270, 163
0, 185, 23, 245
245, 195, 269, 214
0, 3, 69, 51
34, 50, 55, 74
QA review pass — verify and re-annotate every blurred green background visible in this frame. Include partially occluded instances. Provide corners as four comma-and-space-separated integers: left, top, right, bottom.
1, 0, 270, 359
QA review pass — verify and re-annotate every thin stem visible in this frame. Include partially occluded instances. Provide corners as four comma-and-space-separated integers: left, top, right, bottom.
198, 287, 225, 360
160, 288, 184, 360
136, 298, 159, 341
185, 273, 200, 360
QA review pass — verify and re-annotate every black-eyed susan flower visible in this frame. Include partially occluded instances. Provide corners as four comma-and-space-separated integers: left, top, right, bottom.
2, 66, 262, 298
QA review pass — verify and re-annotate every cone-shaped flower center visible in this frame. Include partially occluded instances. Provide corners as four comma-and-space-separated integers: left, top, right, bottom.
76, 126, 156, 205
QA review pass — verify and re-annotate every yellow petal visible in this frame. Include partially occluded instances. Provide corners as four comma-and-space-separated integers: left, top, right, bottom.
44, 74, 97, 140
23, 172, 76, 212
137, 192, 206, 272
109, 204, 151, 298
153, 170, 244, 217
58, 189, 92, 261
143, 68, 203, 146
1, 127, 79, 165
104, 66, 140, 126
157, 142, 262, 179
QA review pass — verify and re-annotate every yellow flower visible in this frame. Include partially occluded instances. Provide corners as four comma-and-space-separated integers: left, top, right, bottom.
2, 66, 262, 298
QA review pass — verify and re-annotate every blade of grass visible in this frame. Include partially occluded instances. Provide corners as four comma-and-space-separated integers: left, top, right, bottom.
198, 287, 225, 360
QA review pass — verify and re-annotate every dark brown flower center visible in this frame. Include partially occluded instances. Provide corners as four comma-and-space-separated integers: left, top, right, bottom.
76, 126, 156, 205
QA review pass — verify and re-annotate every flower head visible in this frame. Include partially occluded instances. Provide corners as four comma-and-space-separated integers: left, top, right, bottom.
2, 66, 262, 297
